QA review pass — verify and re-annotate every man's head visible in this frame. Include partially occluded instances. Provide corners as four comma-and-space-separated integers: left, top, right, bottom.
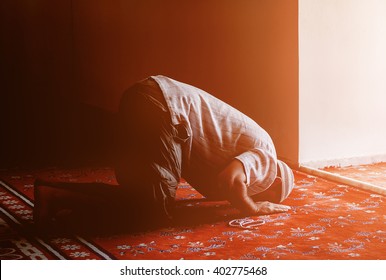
276, 160, 295, 202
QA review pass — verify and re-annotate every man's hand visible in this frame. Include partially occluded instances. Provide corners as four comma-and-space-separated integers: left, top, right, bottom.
253, 201, 291, 215
218, 159, 291, 216
217, 159, 257, 214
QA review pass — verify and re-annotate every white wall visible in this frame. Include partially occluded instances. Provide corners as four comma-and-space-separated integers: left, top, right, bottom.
299, 0, 386, 167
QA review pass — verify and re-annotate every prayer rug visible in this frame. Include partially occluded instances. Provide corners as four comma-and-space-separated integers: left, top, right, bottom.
0, 167, 385, 260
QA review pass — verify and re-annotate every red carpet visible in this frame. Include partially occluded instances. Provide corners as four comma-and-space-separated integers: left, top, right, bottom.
0, 167, 385, 260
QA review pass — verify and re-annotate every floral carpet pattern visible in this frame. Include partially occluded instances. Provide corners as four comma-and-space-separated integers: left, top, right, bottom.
323, 162, 386, 188
0, 167, 385, 260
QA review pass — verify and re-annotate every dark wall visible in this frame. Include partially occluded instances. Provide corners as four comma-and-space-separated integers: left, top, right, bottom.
0, 0, 298, 167
0, 0, 116, 167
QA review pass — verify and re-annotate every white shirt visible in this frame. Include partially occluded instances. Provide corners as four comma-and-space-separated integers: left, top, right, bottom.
152, 75, 277, 199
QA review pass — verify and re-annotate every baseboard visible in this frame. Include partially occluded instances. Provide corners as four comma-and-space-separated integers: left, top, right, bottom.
298, 165, 386, 196
299, 154, 386, 169
280, 155, 386, 195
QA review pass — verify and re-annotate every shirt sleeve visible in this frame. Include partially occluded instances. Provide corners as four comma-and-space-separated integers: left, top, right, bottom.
235, 149, 277, 196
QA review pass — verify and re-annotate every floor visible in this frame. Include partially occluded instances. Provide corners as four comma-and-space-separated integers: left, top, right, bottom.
0, 166, 385, 260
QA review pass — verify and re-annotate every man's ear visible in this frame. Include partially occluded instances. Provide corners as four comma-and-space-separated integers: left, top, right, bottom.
217, 159, 247, 191
250, 177, 282, 203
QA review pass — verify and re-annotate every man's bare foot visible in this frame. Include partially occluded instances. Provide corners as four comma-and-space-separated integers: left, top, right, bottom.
33, 179, 66, 230
34, 184, 51, 224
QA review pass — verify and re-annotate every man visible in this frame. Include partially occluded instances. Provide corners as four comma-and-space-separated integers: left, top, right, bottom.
34, 75, 294, 230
